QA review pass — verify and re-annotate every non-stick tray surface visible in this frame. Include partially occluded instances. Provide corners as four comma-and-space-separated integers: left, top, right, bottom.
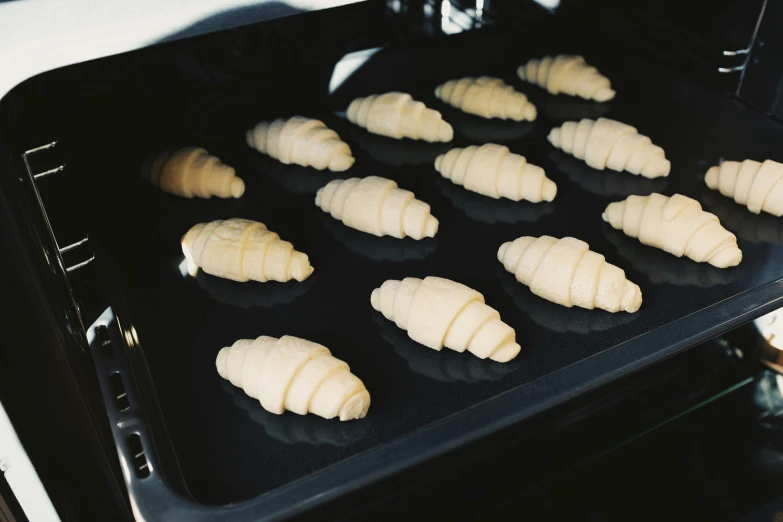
48, 4, 783, 518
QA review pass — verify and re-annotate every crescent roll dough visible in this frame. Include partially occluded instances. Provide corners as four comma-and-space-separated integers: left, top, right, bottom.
549, 118, 670, 178
347, 92, 453, 142
435, 144, 556, 202
434, 77, 537, 121
146, 147, 245, 198
704, 159, 783, 216
371, 276, 520, 363
602, 193, 742, 268
517, 55, 615, 102
217, 335, 370, 421
498, 236, 641, 313
316, 176, 438, 239
181, 218, 314, 282
246, 116, 355, 172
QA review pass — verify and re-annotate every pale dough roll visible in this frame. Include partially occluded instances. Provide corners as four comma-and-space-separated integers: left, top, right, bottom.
602, 193, 742, 268
347, 92, 453, 142
181, 218, 313, 283
370, 276, 520, 363
246, 116, 355, 172
434, 77, 536, 121
435, 144, 556, 202
146, 147, 245, 198
315, 176, 438, 240
704, 159, 783, 216
497, 236, 641, 313
517, 55, 615, 102
216, 335, 370, 421
548, 118, 670, 178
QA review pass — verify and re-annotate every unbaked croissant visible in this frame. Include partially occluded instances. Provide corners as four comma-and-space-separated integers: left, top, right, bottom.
246, 116, 355, 172
217, 335, 370, 421
181, 218, 313, 282
498, 236, 642, 313
517, 55, 615, 102
347, 92, 453, 142
371, 276, 520, 362
145, 147, 245, 198
704, 159, 783, 216
316, 176, 438, 239
602, 193, 742, 268
434, 77, 537, 121
435, 144, 556, 202
548, 118, 670, 179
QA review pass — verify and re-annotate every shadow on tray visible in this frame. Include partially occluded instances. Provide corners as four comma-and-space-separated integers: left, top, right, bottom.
701, 190, 783, 244
320, 214, 438, 262
249, 153, 349, 196
348, 127, 452, 167
603, 226, 736, 287
222, 382, 370, 447
542, 97, 611, 122
372, 314, 519, 383
496, 269, 637, 334
549, 150, 667, 198
196, 271, 314, 309
439, 107, 536, 143
437, 177, 554, 224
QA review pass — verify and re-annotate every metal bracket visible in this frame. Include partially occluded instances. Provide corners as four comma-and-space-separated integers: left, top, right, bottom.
21, 140, 94, 273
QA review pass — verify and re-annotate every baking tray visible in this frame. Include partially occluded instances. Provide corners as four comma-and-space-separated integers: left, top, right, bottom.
12, 2, 783, 520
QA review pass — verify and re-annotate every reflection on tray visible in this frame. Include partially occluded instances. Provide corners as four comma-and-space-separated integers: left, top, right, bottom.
349, 127, 452, 166
550, 150, 667, 197
543, 98, 611, 122
496, 269, 637, 334
223, 383, 370, 447
446, 110, 535, 143
437, 177, 554, 224
255, 155, 343, 195
196, 271, 313, 308
321, 214, 437, 261
603, 227, 736, 287
702, 190, 783, 244
373, 314, 517, 383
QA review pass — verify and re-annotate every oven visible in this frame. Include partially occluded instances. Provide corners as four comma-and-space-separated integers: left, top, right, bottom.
3, 1, 783, 520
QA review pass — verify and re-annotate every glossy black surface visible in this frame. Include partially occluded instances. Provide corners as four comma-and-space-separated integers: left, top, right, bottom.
6, 2, 783, 518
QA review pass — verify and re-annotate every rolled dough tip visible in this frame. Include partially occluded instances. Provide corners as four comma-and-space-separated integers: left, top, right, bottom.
548, 128, 561, 147
704, 166, 719, 188
525, 105, 537, 121
435, 154, 444, 171
489, 342, 521, 363
216, 348, 229, 378
245, 130, 255, 147
710, 247, 742, 268
370, 288, 380, 311
595, 88, 616, 102
542, 179, 557, 202
516, 66, 526, 80
425, 216, 439, 238
434, 85, 442, 97
330, 155, 355, 172
441, 123, 454, 142
339, 391, 370, 421
622, 282, 643, 313
497, 242, 510, 261
315, 188, 324, 207
231, 179, 245, 198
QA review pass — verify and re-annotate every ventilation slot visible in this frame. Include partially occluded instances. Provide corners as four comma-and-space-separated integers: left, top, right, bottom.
127, 434, 150, 479
95, 325, 113, 357
110, 372, 130, 412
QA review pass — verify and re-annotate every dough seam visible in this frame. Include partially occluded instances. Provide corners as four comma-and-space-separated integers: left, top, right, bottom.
758, 175, 783, 214
568, 249, 590, 306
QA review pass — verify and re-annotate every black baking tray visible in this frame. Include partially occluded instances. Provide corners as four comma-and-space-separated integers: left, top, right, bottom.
7, 2, 783, 521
